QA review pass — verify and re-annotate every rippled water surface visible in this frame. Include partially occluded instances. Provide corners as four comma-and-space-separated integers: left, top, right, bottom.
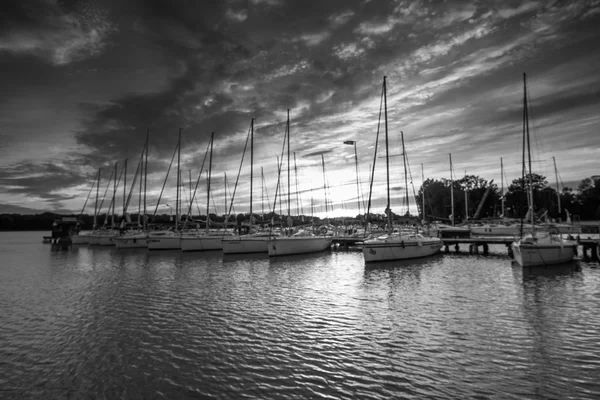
1, 231, 600, 399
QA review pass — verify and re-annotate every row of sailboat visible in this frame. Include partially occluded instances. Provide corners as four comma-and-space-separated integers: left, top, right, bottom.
72, 110, 334, 257
68, 74, 577, 267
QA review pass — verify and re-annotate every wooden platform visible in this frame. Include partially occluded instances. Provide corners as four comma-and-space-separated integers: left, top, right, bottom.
332, 235, 600, 260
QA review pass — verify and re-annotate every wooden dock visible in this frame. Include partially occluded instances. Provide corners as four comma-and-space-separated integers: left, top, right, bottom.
332, 235, 600, 261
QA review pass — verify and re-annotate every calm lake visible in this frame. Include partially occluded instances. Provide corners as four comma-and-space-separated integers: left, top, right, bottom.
1, 231, 599, 399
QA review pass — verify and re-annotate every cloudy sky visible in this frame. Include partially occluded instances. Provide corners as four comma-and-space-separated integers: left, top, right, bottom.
1, 0, 599, 218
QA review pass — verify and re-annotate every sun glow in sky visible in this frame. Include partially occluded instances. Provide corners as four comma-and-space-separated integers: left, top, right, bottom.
1, 0, 599, 218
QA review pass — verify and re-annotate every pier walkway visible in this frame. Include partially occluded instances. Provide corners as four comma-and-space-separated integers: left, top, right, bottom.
332, 235, 600, 261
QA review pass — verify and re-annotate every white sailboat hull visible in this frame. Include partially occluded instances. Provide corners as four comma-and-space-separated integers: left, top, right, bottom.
71, 234, 90, 245
362, 236, 442, 263
115, 233, 148, 249
511, 241, 576, 267
266, 236, 332, 257
180, 235, 227, 252
98, 234, 117, 246
222, 236, 270, 254
88, 232, 117, 246
147, 234, 181, 250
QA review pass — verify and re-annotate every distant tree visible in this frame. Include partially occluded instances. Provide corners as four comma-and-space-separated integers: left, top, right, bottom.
576, 176, 600, 219
505, 173, 551, 218
417, 176, 499, 222
0, 214, 15, 230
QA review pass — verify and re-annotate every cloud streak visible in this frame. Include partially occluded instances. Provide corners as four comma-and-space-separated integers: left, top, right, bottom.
1, 0, 599, 216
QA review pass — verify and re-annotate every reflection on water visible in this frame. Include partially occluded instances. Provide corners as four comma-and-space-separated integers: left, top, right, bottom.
519, 261, 581, 279
1, 232, 600, 399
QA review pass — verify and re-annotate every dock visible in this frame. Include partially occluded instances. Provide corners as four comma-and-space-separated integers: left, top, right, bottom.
441, 236, 600, 260
332, 235, 600, 261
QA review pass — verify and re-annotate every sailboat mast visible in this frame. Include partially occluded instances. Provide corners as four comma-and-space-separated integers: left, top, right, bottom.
401, 131, 409, 215
143, 129, 148, 230
553, 156, 561, 215
293, 152, 302, 216
123, 159, 127, 221
187, 169, 191, 223
261, 167, 265, 216
94, 168, 101, 228
207, 132, 214, 232
287, 109, 291, 221
421, 163, 425, 223
250, 119, 254, 232
383, 76, 390, 215
500, 157, 504, 217
224, 172, 227, 221
176, 128, 181, 230
523, 73, 534, 227
449, 154, 454, 226
321, 154, 328, 217
138, 153, 142, 225
112, 162, 117, 227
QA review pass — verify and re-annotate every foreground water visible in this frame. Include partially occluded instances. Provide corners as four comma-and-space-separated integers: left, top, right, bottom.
1, 232, 600, 399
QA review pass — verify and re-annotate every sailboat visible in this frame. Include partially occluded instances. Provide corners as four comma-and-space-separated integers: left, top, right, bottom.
362, 76, 442, 263
181, 132, 234, 252
511, 73, 576, 267
115, 131, 150, 249
222, 119, 272, 254
148, 129, 184, 250
266, 110, 332, 257
69, 168, 100, 245
88, 162, 123, 246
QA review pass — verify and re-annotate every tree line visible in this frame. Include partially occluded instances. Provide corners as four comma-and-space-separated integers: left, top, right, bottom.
1, 174, 599, 231
415, 174, 600, 223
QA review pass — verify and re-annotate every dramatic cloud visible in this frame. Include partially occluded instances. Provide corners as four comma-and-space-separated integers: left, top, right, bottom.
0, 0, 599, 216
0, 0, 115, 65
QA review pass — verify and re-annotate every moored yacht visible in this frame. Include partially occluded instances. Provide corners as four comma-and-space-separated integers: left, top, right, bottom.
511, 230, 576, 267
362, 232, 442, 263
266, 229, 332, 257
180, 230, 235, 252
114, 230, 148, 249
147, 230, 182, 250
510, 73, 576, 267
361, 76, 442, 263
222, 231, 272, 254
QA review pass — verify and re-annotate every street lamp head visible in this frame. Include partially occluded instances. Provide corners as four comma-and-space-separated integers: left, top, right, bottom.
343, 140, 356, 145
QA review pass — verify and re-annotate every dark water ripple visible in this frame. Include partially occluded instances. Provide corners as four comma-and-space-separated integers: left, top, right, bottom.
1, 232, 600, 399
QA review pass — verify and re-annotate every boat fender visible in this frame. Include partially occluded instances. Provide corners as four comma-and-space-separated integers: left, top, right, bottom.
401, 240, 405, 248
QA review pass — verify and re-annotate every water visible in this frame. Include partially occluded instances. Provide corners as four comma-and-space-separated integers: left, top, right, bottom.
1, 231, 599, 399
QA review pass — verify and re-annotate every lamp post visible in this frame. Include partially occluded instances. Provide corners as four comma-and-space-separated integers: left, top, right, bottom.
344, 140, 361, 216
164, 204, 173, 221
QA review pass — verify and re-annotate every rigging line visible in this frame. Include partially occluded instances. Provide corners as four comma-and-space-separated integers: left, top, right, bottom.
320, 154, 329, 217
323, 156, 333, 216
97, 166, 116, 217
104, 163, 125, 225
293, 152, 303, 216
78, 170, 98, 219
261, 166, 271, 215
124, 144, 146, 214
153, 140, 179, 217
225, 173, 237, 217
365, 78, 385, 237
271, 123, 288, 215
181, 170, 191, 219
404, 149, 419, 216
186, 139, 211, 219
226, 121, 252, 219
210, 188, 219, 216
